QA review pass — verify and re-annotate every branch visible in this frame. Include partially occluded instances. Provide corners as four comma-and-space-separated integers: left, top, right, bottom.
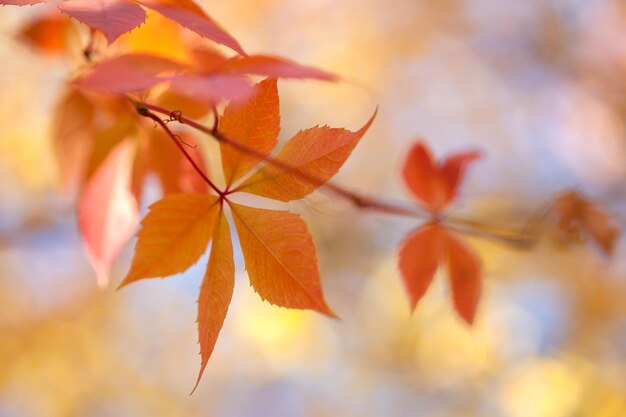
138, 101, 543, 248
136, 107, 225, 198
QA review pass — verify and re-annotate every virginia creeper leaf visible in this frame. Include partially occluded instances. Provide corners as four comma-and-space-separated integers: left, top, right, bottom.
443, 232, 481, 324
403, 141, 480, 211
439, 151, 481, 207
218, 55, 338, 81
144, 129, 208, 196
169, 73, 252, 105
230, 203, 336, 317
58, 0, 146, 44
0, 1, 47, 5
52, 88, 96, 189
195, 209, 234, 391
78, 140, 138, 287
120, 194, 220, 286
18, 14, 71, 55
76, 53, 186, 93
220, 78, 280, 186
552, 191, 619, 256
236, 111, 376, 202
134, 0, 246, 56
398, 223, 444, 311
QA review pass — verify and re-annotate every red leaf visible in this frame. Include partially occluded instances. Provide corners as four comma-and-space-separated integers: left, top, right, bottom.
230, 203, 336, 317
194, 209, 234, 391
219, 78, 280, 186
76, 53, 186, 93
218, 55, 338, 81
402, 141, 480, 211
0, 1, 47, 5
78, 139, 138, 287
443, 232, 481, 324
120, 194, 220, 287
552, 190, 620, 256
402, 141, 441, 209
439, 151, 481, 207
236, 111, 376, 201
58, 0, 146, 44
134, 0, 246, 56
398, 223, 444, 311
169, 73, 252, 105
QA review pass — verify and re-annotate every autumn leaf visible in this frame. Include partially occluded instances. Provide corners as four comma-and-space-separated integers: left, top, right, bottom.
134, 0, 246, 56
397, 223, 481, 324
235, 111, 376, 201
397, 140, 482, 324
52, 88, 96, 189
403, 141, 480, 211
219, 78, 280, 186
398, 223, 443, 311
195, 209, 234, 391
217, 55, 338, 81
552, 190, 620, 256
230, 203, 336, 317
0, 0, 47, 5
119, 194, 221, 287
76, 53, 187, 93
58, 0, 147, 44
78, 139, 139, 287
443, 231, 481, 324
18, 14, 72, 55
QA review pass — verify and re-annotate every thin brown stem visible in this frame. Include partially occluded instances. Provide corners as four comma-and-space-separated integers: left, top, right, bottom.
139, 101, 542, 248
137, 108, 225, 198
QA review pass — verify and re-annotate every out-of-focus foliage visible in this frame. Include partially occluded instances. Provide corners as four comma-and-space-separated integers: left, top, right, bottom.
0, 0, 625, 416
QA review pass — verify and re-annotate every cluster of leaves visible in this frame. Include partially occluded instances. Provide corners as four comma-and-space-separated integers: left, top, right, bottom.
1, 0, 622, 390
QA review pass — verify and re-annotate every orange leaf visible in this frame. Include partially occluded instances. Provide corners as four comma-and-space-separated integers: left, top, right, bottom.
78, 140, 138, 286
236, 110, 376, 202
219, 78, 280, 186
230, 203, 335, 317
402, 141, 480, 211
443, 232, 481, 324
120, 193, 220, 287
18, 14, 71, 55
552, 190, 619, 256
398, 223, 444, 311
52, 88, 96, 190
194, 209, 234, 391
134, 0, 246, 56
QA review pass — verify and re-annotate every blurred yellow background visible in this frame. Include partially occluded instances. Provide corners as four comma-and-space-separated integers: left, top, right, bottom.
0, 1, 625, 416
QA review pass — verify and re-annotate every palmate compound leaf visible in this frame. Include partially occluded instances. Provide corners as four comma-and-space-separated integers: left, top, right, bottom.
78, 139, 139, 287
58, 0, 147, 44
219, 78, 280, 186
134, 0, 246, 56
235, 110, 377, 201
398, 223, 481, 324
119, 194, 221, 287
230, 202, 336, 317
195, 209, 234, 392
